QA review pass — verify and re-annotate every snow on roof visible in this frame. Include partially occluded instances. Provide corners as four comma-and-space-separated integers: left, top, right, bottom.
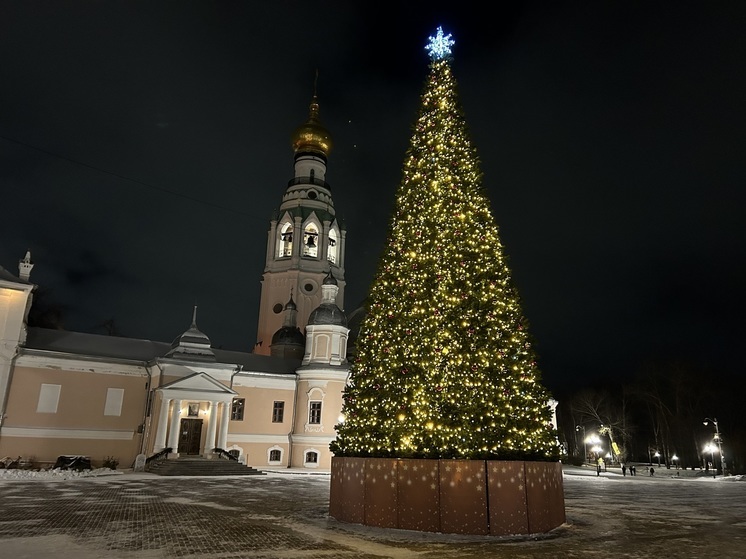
0, 265, 31, 285
25, 327, 165, 361
24, 327, 300, 375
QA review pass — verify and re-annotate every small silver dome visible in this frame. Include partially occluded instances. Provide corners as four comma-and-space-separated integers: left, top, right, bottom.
308, 303, 347, 327
271, 326, 305, 346
165, 318, 216, 362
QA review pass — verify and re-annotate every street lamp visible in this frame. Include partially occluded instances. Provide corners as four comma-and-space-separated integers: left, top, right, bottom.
654, 451, 661, 468
704, 443, 717, 479
586, 434, 603, 471
576, 425, 587, 463
586, 434, 602, 461
703, 417, 725, 476
672, 454, 679, 470
591, 445, 603, 469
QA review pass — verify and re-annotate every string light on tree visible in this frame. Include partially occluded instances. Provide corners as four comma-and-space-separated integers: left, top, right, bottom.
330, 27, 560, 462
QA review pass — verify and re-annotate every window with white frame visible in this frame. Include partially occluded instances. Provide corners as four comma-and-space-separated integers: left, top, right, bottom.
231, 398, 245, 421
305, 451, 318, 464
309, 401, 322, 424
272, 401, 284, 423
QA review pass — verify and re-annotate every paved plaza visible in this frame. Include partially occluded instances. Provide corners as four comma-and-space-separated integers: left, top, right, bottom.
0, 466, 744, 558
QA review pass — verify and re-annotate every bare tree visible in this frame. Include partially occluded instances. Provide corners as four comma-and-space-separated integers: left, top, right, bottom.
570, 388, 634, 464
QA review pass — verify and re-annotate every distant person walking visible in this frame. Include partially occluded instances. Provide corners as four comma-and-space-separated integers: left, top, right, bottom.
622, 464, 627, 476
597, 457, 604, 477
649, 467, 655, 476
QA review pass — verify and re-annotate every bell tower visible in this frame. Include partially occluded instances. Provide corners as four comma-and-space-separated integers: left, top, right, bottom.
254, 92, 346, 354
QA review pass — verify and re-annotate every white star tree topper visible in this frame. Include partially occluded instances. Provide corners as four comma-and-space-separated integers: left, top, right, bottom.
425, 26, 455, 60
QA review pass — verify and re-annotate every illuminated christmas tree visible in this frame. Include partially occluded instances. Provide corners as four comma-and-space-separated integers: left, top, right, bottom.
331, 28, 560, 461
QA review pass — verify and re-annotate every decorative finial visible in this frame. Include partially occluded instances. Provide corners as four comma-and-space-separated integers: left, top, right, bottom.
425, 26, 455, 60
18, 250, 34, 281
192, 305, 198, 327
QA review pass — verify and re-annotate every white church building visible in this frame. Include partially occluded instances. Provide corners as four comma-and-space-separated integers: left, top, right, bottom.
0, 95, 352, 471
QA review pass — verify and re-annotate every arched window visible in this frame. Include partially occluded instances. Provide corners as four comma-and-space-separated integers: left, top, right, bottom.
278, 222, 293, 258
304, 388, 325, 433
305, 451, 318, 464
267, 445, 283, 464
303, 223, 319, 258
327, 228, 338, 264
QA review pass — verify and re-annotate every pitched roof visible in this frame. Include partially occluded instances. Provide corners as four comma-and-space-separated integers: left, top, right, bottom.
25, 327, 166, 361
23, 327, 300, 374
0, 265, 30, 285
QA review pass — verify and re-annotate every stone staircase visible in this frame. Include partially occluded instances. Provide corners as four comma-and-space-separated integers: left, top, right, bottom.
146, 456, 265, 476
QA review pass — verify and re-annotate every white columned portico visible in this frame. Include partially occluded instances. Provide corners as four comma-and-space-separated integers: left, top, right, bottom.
217, 401, 230, 449
167, 399, 182, 454
153, 372, 237, 457
203, 400, 219, 455
153, 395, 171, 451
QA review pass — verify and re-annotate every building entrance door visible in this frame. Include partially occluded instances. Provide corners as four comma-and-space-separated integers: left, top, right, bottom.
178, 418, 203, 455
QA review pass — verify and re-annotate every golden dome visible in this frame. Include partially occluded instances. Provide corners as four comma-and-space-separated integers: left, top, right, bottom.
291, 96, 332, 158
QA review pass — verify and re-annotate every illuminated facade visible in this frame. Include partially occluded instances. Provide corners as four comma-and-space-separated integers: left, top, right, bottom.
0, 99, 350, 471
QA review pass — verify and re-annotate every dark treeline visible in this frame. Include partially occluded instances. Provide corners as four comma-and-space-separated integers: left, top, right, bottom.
552, 360, 745, 475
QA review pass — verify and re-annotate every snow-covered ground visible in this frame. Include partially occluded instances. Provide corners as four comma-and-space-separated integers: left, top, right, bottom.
0, 466, 127, 480
1, 464, 744, 558
1, 463, 742, 482
563, 463, 745, 481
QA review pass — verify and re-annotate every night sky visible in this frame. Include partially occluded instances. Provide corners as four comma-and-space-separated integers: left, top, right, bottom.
1, 2, 744, 393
